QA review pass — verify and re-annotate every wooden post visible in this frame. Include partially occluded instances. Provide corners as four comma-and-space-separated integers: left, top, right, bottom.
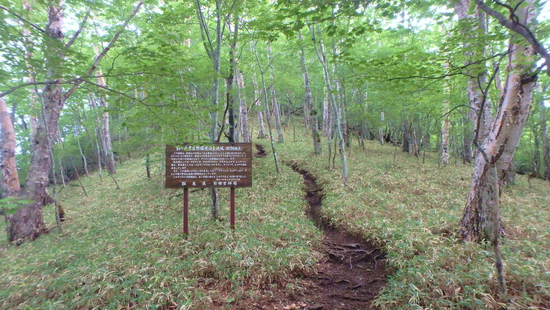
183, 187, 189, 236
230, 187, 235, 230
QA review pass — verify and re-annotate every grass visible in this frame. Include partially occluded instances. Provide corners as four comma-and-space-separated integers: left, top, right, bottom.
277, 128, 550, 309
0, 151, 322, 309
1, 123, 550, 309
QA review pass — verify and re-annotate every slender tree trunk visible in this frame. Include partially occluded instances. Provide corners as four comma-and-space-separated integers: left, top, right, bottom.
267, 43, 284, 143
252, 39, 280, 174
252, 74, 266, 138
322, 89, 329, 136
0, 97, 21, 198
308, 21, 347, 183
539, 84, 550, 180
93, 48, 116, 174
532, 119, 540, 175
401, 117, 410, 153
441, 64, 451, 165
455, 0, 494, 155
195, 0, 224, 220
88, 93, 105, 180
298, 32, 321, 155
379, 111, 384, 145
462, 116, 473, 163
226, 15, 238, 143
77, 138, 91, 177
237, 69, 250, 142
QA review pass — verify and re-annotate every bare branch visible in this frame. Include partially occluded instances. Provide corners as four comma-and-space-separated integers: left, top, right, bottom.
64, 0, 144, 99
0, 79, 81, 98
64, 9, 91, 49
474, 0, 550, 76
0, 4, 45, 33
78, 79, 182, 133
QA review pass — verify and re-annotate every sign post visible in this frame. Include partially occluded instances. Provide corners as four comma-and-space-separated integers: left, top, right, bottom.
183, 188, 189, 235
165, 143, 252, 235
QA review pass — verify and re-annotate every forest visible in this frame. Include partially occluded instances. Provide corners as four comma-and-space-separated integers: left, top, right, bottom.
0, 0, 550, 309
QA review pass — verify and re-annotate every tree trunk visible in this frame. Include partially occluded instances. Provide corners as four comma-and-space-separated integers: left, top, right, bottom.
401, 116, 411, 153
195, 0, 224, 219
0, 97, 21, 198
462, 116, 473, 163
539, 83, 550, 180
322, 89, 329, 136
455, 0, 494, 155
252, 40, 280, 174
94, 63, 116, 174
226, 15, 238, 143
267, 43, 284, 143
7, 2, 65, 243
441, 64, 451, 165
308, 21, 347, 183
237, 69, 250, 142
460, 1, 537, 242
253, 74, 266, 139
77, 138, 91, 177
298, 32, 321, 155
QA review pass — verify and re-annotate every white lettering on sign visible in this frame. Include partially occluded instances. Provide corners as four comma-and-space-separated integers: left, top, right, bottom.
166, 143, 252, 188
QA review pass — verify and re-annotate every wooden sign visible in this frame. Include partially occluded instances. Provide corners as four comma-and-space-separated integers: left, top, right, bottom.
165, 143, 252, 188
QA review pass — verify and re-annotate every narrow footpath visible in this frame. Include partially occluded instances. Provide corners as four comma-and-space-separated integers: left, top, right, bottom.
288, 161, 387, 310
238, 144, 387, 310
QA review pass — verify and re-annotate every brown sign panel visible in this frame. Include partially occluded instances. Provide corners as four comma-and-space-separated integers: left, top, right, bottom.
165, 143, 252, 188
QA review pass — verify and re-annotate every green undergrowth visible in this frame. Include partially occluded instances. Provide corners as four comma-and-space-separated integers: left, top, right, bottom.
277, 131, 550, 309
0, 152, 322, 309
2, 127, 550, 309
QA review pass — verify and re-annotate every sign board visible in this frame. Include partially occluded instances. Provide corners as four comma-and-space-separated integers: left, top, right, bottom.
165, 143, 252, 188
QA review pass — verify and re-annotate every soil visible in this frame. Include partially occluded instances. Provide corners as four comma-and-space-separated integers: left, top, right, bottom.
254, 143, 267, 158
231, 145, 387, 310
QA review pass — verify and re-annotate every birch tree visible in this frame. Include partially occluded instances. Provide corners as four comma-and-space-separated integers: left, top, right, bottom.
194, 0, 225, 220
298, 32, 322, 155
1, 0, 143, 243
307, 20, 348, 183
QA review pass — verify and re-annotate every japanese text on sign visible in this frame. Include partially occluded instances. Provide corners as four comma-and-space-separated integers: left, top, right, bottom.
165, 143, 252, 188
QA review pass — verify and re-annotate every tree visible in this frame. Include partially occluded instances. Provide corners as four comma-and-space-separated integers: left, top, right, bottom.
459, 0, 547, 295
0, 97, 20, 198
307, 19, 348, 183
2, 0, 143, 243
460, 0, 549, 242
454, 0, 494, 163
298, 32, 322, 155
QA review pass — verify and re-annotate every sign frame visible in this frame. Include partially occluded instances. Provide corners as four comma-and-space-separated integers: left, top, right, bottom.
165, 143, 252, 189
165, 142, 253, 236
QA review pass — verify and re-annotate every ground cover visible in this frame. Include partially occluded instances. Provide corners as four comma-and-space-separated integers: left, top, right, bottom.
276, 130, 550, 309
0, 150, 323, 309
1, 125, 549, 309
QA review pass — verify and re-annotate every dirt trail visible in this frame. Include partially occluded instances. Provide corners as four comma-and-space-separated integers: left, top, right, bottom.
232, 145, 386, 310
288, 161, 387, 310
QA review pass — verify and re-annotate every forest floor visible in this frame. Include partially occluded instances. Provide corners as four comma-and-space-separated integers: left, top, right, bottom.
1, 128, 550, 309
285, 161, 386, 310
232, 145, 386, 310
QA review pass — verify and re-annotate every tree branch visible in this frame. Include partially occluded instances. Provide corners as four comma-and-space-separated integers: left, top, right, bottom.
0, 5, 45, 33
0, 79, 80, 98
64, 0, 144, 99
78, 79, 181, 133
474, 0, 550, 76
64, 9, 91, 49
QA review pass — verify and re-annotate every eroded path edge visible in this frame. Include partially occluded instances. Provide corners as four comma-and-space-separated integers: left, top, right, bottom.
287, 160, 387, 310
